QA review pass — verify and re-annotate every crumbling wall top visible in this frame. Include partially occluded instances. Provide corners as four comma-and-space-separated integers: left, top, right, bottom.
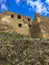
0, 13, 4, 17
35, 13, 49, 19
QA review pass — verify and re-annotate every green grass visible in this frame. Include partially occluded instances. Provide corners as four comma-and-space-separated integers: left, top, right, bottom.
0, 32, 41, 41
5, 63, 11, 65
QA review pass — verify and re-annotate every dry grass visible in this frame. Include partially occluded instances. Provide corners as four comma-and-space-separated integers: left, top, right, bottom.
0, 32, 49, 65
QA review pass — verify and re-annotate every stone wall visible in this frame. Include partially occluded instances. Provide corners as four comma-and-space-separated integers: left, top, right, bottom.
0, 11, 49, 39
0, 11, 32, 36
33, 13, 49, 39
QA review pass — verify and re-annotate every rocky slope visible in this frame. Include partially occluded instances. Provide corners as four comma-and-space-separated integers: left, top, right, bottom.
0, 23, 49, 65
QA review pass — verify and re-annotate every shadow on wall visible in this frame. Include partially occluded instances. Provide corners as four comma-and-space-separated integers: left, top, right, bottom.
29, 22, 42, 38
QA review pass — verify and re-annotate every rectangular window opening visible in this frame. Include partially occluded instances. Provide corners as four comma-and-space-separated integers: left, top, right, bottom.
18, 23, 22, 27
17, 15, 21, 19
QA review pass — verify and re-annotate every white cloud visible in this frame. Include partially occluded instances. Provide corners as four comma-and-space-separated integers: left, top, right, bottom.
1, 4, 8, 12
16, 0, 20, 3
26, 0, 49, 15
0, 0, 49, 16
0, 0, 8, 12
45, 0, 49, 5
15, 0, 49, 15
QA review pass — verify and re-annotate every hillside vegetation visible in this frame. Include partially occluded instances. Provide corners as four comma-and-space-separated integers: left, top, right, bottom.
0, 23, 49, 65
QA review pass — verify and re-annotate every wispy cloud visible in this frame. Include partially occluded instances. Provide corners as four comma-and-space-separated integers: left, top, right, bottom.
0, 0, 8, 12
16, 0, 20, 3
0, 0, 49, 16
45, 0, 49, 5
16, 0, 49, 16
26, 0, 49, 15
1, 4, 8, 12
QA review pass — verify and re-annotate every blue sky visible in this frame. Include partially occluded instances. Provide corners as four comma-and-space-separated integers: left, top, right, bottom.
0, 0, 49, 19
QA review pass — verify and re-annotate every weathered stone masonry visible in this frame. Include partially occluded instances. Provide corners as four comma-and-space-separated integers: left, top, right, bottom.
0, 11, 49, 39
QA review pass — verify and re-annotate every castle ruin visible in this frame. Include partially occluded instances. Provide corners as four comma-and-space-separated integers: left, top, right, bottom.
0, 11, 49, 40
